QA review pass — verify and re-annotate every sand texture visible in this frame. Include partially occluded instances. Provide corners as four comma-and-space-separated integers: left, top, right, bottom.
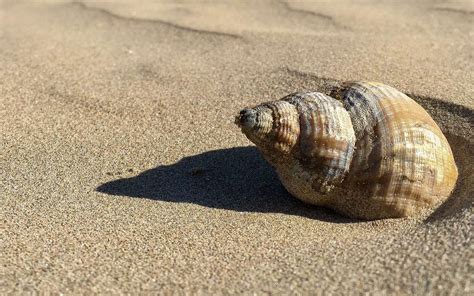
1, 0, 473, 294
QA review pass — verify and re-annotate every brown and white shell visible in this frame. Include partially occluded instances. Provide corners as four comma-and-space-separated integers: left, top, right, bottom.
236, 81, 458, 220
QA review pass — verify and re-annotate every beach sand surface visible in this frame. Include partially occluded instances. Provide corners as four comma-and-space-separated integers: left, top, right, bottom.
1, 0, 473, 294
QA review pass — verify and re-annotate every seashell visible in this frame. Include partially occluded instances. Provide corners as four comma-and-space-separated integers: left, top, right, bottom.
236, 81, 458, 220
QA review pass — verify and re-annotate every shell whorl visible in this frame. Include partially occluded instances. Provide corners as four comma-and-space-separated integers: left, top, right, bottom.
237, 92, 356, 193
236, 82, 458, 220
236, 101, 300, 161
333, 82, 458, 218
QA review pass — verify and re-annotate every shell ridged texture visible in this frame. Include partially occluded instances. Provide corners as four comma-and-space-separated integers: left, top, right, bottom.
338, 82, 458, 218
236, 82, 458, 220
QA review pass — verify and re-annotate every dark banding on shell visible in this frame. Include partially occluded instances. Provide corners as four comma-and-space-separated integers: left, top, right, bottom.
332, 82, 458, 218
282, 92, 355, 192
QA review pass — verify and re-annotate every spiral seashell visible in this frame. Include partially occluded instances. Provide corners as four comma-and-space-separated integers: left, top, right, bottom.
236, 82, 458, 220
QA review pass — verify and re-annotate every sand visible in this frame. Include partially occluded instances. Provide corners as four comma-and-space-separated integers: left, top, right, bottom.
1, 0, 473, 294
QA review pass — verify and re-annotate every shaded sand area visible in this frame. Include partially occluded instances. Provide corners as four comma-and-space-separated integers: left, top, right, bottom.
1, 0, 473, 293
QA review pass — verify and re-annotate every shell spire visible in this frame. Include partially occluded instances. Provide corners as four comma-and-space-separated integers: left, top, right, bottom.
237, 92, 356, 194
